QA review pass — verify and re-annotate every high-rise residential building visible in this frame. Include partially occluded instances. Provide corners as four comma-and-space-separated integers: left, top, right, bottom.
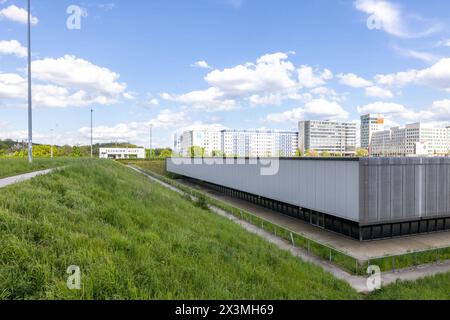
360, 114, 385, 150
178, 129, 222, 156
221, 130, 298, 157
371, 123, 450, 156
176, 129, 298, 157
298, 120, 357, 155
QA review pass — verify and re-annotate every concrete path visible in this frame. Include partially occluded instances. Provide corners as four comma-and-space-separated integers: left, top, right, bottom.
0, 169, 55, 189
128, 165, 450, 293
178, 179, 450, 260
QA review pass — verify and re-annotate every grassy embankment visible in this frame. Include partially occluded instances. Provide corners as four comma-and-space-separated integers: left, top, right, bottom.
0, 158, 75, 179
128, 159, 450, 300
0, 160, 359, 299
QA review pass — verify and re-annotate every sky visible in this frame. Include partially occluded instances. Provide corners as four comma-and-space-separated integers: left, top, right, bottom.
0, 0, 450, 148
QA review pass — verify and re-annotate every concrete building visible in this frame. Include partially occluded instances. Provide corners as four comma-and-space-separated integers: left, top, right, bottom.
360, 114, 385, 150
177, 129, 298, 157
371, 123, 450, 156
298, 120, 357, 155
167, 157, 450, 240
99, 148, 146, 159
178, 130, 222, 157
222, 130, 298, 157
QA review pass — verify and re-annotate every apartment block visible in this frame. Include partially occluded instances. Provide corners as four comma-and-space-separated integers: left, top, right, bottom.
298, 120, 357, 155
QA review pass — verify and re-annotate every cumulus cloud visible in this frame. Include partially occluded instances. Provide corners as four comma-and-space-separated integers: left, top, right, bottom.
162, 52, 337, 110
0, 40, 27, 58
375, 58, 450, 91
264, 99, 348, 124
0, 54, 128, 108
365, 86, 394, 99
161, 87, 237, 112
0, 5, 39, 25
337, 73, 372, 88
191, 60, 213, 70
354, 0, 439, 38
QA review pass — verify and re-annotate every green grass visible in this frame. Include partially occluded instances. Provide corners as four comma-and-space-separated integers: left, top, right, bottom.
0, 158, 75, 179
128, 159, 450, 300
0, 160, 359, 299
368, 273, 450, 300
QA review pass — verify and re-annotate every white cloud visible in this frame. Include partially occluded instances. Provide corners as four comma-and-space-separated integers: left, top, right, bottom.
375, 58, 450, 91
354, 0, 439, 38
0, 40, 27, 58
191, 60, 213, 70
357, 101, 406, 114
337, 73, 372, 88
437, 39, 450, 47
264, 99, 348, 124
298, 65, 333, 89
0, 73, 26, 99
365, 86, 394, 99
0, 54, 128, 108
393, 46, 440, 64
0, 5, 39, 25
161, 87, 236, 112
123, 91, 137, 100
97, 3, 117, 11
32, 55, 126, 96
205, 52, 297, 97
145, 98, 159, 107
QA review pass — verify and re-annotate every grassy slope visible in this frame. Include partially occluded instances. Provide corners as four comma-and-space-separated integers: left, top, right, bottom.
0, 158, 73, 179
129, 160, 450, 300
0, 160, 358, 299
368, 273, 450, 300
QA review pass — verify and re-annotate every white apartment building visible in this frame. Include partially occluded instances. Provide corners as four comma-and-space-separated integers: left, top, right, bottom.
221, 130, 298, 157
178, 130, 222, 156
99, 148, 146, 159
360, 114, 385, 150
298, 120, 357, 155
176, 129, 298, 157
371, 123, 450, 156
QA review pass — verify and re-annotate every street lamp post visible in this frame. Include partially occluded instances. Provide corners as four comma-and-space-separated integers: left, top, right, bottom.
27, 0, 33, 163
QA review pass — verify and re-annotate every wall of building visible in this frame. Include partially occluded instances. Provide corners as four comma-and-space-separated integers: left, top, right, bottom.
359, 157, 450, 225
167, 158, 360, 222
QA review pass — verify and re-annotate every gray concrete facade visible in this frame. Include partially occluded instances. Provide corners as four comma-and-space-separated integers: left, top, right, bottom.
167, 157, 450, 228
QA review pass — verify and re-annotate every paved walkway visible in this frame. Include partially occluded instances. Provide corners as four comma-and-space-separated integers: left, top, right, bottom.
0, 169, 55, 189
178, 179, 450, 261
128, 165, 450, 293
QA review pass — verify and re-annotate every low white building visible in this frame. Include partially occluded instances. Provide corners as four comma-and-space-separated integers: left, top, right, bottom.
371, 123, 450, 156
99, 148, 146, 159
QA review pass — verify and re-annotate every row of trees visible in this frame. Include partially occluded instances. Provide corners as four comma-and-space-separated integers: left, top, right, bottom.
0, 139, 174, 159
186, 146, 370, 158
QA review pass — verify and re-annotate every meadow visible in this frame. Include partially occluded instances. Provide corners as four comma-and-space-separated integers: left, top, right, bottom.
0, 160, 359, 299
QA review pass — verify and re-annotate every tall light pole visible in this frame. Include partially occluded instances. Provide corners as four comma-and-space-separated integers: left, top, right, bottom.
90, 108, 93, 159
27, 0, 33, 163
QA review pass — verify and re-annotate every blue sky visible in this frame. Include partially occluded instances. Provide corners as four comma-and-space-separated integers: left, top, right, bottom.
1, 0, 450, 148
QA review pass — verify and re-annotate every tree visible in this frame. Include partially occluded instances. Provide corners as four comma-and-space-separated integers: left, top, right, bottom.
356, 148, 369, 157
305, 149, 318, 157
72, 146, 83, 157
334, 152, 343, 157
212, 150, 225, 157
320, 151, 331, 157
159, 149, 172, 158
295, 149, 302, 157
189, 146, 205, 157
